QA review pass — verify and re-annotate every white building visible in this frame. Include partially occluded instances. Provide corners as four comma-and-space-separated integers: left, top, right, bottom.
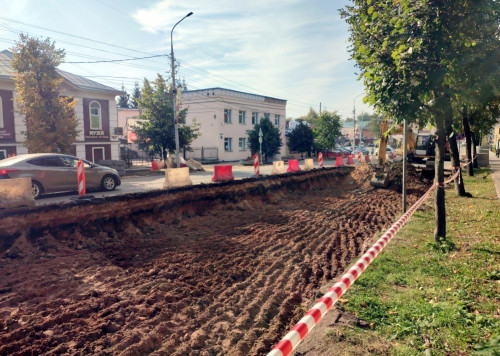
0, 50, 122, 162
181, 88, 287, 162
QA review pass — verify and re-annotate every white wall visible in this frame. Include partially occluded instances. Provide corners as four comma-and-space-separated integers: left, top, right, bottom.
182, 89, 287, 161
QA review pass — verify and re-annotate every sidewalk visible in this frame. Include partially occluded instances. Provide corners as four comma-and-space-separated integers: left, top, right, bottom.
489, 150, 500, 199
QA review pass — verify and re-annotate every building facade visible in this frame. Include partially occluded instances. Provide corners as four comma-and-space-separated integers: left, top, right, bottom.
0, 50, 121, 162
181, 88, 287, 161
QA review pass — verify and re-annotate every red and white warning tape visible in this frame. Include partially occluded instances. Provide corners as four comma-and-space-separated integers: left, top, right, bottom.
268, 154, 479, 356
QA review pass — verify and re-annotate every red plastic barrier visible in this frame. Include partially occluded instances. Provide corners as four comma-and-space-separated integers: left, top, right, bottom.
151, 161, 159, 171
287, 159, 301, 172
364, 155, 371, 163
389, 152, 395, 159
346, 155, 355, 164
212, 165, 234, 182
334, 156, 344, 167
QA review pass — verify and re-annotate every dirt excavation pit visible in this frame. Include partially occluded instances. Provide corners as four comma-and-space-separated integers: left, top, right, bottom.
0, 164, 433, 356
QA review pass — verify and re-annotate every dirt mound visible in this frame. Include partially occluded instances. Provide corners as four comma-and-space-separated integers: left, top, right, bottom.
0, 166, 430, 355
384, 162, 433, 194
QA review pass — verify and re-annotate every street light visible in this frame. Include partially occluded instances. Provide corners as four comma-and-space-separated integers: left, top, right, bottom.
259, 128, 263, 163
171, 11, 193, 168
352, 93, 364, 149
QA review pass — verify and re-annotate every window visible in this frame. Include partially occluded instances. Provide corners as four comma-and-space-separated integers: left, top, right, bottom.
0, 96, 3, 128
238, 110, 246, 124
274, 114, 280, 126
264, 113, 270, 120
224, 109, 232, 123
0, 150, 6, 160
239, 138, 247, 151
28, 156, 65, 167
252, 112, 258, 125
89, 101, 102, 130
224, 137, 233, 151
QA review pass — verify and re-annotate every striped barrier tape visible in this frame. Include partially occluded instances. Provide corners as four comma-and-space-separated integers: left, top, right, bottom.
268, 154, 477, 356
267, 182, 437, 356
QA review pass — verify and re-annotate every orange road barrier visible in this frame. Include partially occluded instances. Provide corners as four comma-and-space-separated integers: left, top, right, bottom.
287, 159, 301, 172
346, 155, 355, 165
212, 165, 234, 182
364, 155, 371, 163
334, 156, 344, 167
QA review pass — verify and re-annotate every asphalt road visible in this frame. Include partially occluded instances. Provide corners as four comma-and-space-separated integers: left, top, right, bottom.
34, 154, 457, 206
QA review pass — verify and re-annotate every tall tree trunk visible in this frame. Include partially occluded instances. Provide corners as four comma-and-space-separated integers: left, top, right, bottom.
462, 112, 474, 176
472, 133, 479, 168
434, 114, 446, 243
445, 118, 469, 196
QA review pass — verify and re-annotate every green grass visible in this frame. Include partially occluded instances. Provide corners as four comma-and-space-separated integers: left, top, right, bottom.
340, 169, 500, 355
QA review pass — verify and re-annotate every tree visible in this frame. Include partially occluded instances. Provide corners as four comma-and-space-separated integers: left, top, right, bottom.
12, 34, 79, 153
129, 82, 141, 109
341, 1, 499, 242
132, 74, 199, 160
117, 85, 130, 108
247, 117, 282, 161
299, 107, 319, 126
288, 121, 314, 157
313, 110, 343, 152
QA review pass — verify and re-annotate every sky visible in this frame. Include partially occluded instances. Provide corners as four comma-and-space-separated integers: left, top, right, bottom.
0, 0, 372, 119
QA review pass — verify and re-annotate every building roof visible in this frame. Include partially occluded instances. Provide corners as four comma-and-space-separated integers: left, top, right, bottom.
183, 87, 287, 104
0, 50, 121, 94
342, 121, 370, 129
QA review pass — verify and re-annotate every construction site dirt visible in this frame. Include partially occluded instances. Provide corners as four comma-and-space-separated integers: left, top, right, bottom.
0, 164, 433, 356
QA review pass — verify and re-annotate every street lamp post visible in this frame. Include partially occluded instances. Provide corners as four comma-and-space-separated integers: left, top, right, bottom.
171, 12, 193, 168
258, 128, 263, 163
352, 93, 364, 150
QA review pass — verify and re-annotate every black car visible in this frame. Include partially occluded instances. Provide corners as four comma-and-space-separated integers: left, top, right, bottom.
120, 147, 139, 160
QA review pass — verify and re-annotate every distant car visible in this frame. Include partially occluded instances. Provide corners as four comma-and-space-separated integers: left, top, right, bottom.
0, 153, 121, 199
120, 147, 139, 160
354, 148, 369, 155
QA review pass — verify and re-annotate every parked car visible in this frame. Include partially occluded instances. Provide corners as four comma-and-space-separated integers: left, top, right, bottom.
353, 148, 370, 155
120, 147, 139, 160
0, 153, 121, 199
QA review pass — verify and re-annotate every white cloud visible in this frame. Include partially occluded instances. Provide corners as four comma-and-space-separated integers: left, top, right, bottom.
132, 0, 372, 117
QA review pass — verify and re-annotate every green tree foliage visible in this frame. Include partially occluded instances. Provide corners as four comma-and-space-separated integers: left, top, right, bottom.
132, 74, 199, 160
129, 82, 141, 109
117, 85, 130, 108
341, 0, 499, 242
299, 107, 319, 126
313, 110, 343, 152
12, 34, 79, 154
247, 117, 282, 161
288, 121, 314, 156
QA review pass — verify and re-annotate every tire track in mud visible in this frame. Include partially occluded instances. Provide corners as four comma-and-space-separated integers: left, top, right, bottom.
0, 167, 429, 356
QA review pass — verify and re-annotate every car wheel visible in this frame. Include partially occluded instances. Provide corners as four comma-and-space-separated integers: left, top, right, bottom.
101, 175, 117, 191
32, 181, 43, 199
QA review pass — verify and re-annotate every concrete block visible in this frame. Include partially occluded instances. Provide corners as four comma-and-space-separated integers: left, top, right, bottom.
163, 167, 192, 189
0, 177, 35, 208
476, 152, 489, 167
303, 159, 315, 170
271, 161, 286, 175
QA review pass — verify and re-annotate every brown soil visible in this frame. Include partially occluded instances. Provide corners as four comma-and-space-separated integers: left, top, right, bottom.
0, 165, 432, 356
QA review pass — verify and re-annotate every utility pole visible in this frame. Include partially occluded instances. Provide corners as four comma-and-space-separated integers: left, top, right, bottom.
319, 102, 322, 114
170, 12, 193, 168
